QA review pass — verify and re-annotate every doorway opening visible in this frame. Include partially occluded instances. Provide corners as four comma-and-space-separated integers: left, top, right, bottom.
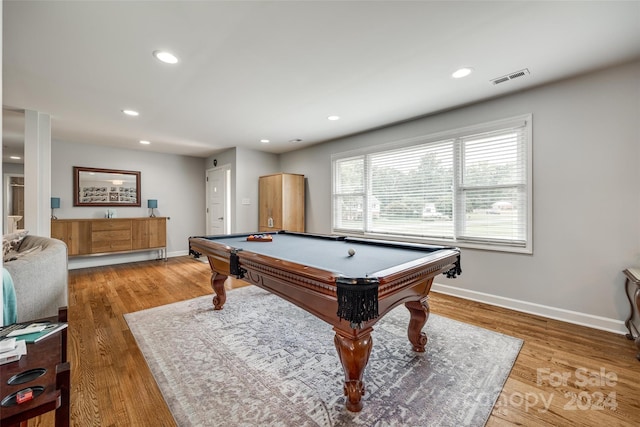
4, 174, 25, 234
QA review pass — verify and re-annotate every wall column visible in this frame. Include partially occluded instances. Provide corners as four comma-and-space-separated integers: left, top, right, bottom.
24, 109, 52, 237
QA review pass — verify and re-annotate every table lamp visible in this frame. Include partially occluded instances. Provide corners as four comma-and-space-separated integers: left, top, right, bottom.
51, 197, 60, 219
148, 199, 158, 217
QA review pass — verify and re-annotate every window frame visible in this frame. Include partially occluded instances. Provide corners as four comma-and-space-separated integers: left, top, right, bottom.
331, 114, 533, 254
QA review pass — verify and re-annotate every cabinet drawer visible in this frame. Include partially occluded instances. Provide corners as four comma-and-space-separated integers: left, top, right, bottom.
92, 230, 132, 253
92, 220, 131, 231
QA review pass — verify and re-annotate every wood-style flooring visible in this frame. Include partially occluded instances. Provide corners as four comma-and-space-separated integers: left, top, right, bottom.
25, 256, 640, 426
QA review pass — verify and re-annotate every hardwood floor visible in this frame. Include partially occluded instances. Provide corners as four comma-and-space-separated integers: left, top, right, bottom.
27, 256, 640, 426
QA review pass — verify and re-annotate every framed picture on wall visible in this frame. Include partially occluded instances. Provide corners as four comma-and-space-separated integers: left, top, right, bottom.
73, 166, 141, 207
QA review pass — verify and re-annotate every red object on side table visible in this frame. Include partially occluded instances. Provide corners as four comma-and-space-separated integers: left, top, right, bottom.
0, 307, 70, 427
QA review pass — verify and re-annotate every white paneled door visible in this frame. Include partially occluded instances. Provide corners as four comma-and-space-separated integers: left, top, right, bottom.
206, 166, 230, 235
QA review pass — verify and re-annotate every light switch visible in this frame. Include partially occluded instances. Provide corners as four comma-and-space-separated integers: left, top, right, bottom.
242, 198, 251, 205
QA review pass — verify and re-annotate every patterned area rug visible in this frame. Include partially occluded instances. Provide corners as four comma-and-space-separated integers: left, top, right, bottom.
125, 286, 522, 426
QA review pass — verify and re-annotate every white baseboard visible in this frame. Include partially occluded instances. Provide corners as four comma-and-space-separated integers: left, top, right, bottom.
167, 250, 189, 258
431, 282, 628, 336
68, 250, 189, 270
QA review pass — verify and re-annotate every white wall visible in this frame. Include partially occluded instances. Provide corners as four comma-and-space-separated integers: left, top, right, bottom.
2, 163, 24, 175
235, 147, 279, 233
23, 111, 52, 236
280, 60, 640, 333
52, 140, 206, 268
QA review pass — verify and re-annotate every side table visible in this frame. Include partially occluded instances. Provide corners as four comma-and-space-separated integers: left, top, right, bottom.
623, 268, 640, 361
0, 307, 70, 426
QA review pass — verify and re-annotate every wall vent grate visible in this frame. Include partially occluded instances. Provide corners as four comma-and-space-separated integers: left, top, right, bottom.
491, 68, 530, 85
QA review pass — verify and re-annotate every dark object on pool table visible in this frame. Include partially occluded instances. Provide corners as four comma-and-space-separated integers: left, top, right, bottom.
246, 234, 272, 242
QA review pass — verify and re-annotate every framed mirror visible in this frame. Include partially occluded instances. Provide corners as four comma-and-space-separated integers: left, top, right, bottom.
73, 166, 141, 207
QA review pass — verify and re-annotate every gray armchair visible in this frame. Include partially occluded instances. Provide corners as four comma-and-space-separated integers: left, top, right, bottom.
3, 235, 68, 322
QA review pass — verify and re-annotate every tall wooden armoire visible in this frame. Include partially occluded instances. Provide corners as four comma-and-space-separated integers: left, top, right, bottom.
258, 173, 305, 232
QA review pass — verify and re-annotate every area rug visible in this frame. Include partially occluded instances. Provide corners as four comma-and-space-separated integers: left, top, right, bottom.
125, 286, 522, 426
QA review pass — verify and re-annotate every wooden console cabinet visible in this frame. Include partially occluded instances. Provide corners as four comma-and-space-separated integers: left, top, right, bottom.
259, 173, 305, 232
51, 218, 166, 258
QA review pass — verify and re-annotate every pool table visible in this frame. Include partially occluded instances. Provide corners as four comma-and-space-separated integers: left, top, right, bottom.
189, 231, 461, 412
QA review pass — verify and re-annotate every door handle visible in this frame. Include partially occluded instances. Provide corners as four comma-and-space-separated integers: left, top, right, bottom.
218, 217, 224, 220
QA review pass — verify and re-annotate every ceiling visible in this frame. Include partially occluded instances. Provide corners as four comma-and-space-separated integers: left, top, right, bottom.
3, 1, 640, 163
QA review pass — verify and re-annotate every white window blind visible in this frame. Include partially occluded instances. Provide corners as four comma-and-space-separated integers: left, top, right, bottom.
333, 156, 365, 231
457, 127, 528, 245
332, 115, 532, 253
369, 140, 454, 239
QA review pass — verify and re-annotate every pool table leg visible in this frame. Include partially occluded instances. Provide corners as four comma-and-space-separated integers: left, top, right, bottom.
405, 297, 430, 352
210, 271, 227, 310
333, 328, 373, 412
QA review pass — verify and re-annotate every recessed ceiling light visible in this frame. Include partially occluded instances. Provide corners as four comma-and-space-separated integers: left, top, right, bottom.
327, 115, 340, 121
260, 139, 270, 143
122, 109, 139, 116
10, 156, 21, 160
153, 50, 179, 64
452, 67, 473, 79
140, 140, 151, 145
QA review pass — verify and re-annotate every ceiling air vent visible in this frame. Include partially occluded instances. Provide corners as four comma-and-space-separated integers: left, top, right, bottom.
491, 68, 530, 85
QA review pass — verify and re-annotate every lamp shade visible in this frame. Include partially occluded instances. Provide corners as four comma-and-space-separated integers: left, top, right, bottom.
51, 197, 61, 209
147, 199, 158, 209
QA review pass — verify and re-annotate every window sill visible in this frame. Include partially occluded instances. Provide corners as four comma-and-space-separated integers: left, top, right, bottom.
332, 230, 532, 255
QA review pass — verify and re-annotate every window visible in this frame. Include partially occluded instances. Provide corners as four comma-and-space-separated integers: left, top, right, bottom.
332, 115, 532, 253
